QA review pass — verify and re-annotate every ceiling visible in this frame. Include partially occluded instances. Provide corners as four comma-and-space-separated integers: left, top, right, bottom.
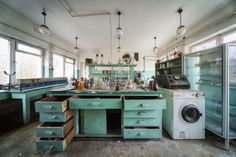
0, 0, 232, 54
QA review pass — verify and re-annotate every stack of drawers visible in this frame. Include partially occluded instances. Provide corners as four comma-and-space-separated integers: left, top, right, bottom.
123, 97, 166, 139
35, 96, 75, 151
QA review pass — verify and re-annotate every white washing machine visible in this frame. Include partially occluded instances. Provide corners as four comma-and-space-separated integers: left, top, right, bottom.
162, 88, 205, 139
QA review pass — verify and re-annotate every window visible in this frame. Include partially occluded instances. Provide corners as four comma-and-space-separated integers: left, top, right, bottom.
53, 54, 64, 77
15, 42, 43, 79
0, 37, 10, 84
53, 54, 75, 78
191, 39, 217, 53
222, 31, 236, 43
65, 57, 74, 79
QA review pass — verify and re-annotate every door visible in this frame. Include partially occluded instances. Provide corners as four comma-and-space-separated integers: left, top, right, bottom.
83, 109, 107, 135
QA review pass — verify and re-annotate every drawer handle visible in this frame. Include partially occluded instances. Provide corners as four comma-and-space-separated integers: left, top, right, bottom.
137, 120, 145, 124
52, 115, 57, 119
140, 104, 148, 107
45, 131, 53, 135
90, 102, 101, 106
44, 106, 54, 110
137, 132, 143, 136
45, 145, 54, 150
138, 111, 146, 115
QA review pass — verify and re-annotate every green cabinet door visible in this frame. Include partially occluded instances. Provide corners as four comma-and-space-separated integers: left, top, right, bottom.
83, 109, 107, 135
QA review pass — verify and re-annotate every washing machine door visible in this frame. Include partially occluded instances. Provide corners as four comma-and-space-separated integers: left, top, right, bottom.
181, 104, 202, 123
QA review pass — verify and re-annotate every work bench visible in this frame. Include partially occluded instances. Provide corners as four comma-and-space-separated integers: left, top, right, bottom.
0, 84, 67, 124
35, 89, 166, 151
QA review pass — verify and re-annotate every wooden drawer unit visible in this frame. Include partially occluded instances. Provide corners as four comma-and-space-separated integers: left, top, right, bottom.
70, 97, 122, 109
36, 128, 75, 151
35, 96, 70, 112
39, 110, 73, 122
124, 118, 161, 127
36, 117, 74, 138
124, 98, 166, 111
123, 128, 161, 139
124, 110, 161, 118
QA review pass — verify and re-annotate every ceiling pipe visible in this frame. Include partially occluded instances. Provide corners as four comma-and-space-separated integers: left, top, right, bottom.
57, 0, 110, 17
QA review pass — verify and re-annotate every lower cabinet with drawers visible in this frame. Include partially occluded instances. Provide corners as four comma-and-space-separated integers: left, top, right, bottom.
35, 93, 166, 151
123, 96, 166, 139
35, 96, 75, 151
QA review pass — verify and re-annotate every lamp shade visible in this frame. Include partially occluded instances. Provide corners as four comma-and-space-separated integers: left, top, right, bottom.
116, 27, 123, 38
74, 47, 79, 53
39, 24, 51, 35
176, 25, 186, 37
153, 47, 158, 53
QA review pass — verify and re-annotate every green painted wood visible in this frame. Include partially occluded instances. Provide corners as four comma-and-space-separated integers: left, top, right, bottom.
37, 127, 65, 138
83, 109, 107, 135
35, 97, 68, 113
36, 118, 74, 138
69, 98, 122, 109
73, 110, 79, 136
124, 99, 166, 110
10, 84, 67, 124
40, 112, 67, 122
124, 110, 161, 118
123, 128, 162, 139
124, 117, 161, 127
39, 110, 73, 123
36, 140, 65, 151
0, 91, 10, 100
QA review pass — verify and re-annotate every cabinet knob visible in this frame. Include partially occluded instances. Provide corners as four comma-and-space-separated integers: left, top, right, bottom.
140, 104, 148, 107
138, 111, 146, 115
52, 115, 57, 119
90, 102, 101, 106
45, 131, 53, 135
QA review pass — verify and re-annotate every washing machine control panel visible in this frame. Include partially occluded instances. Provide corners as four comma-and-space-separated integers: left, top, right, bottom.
173, 91, 205, 98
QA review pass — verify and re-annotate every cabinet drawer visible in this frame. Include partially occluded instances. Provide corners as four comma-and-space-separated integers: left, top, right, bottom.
36, 128, 75, 151
124, 110, 161, 118
39, 110, 73, 122
124, 99, 166, 111
124, 118, 161, 127
36, 117, 74, 138
123, 128, 161, 139
35, 96, 70, 112
70, 98, 122, 109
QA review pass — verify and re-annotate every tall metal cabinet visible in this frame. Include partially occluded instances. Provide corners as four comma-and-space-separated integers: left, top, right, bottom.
184, 44, 236, 150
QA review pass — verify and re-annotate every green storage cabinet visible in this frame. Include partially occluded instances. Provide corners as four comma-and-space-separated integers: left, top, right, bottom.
83, 109, 107, 135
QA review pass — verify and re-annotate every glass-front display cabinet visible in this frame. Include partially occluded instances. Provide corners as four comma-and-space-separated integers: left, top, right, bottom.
184, 43, 236, 149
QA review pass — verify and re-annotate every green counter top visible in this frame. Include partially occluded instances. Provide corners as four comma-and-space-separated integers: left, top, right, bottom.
49, 89, 163, 97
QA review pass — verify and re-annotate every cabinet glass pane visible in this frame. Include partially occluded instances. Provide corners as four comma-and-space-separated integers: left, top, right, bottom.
185, 46, 223, 136
228, 44, 236, 137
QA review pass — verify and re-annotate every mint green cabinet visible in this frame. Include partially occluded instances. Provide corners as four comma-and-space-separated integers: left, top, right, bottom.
83, 110, 107, 135
124, 117, 161, 127
39, 110, 73, 122
124, 129, 161, 139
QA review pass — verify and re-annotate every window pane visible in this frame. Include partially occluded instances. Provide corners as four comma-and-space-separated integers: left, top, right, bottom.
66, 58, 73, 63
53, 54, 64, 77
223, 32, 236, 43
192, 40, 217, 52
0, 37, 10, 84
17, 43, 41, 55
65, 63, 74, 79
16, 52, 42, 79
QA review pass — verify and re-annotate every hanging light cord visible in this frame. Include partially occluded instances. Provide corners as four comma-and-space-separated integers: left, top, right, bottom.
118, 11, 121, 28
178, 8, 183, 26
154, 37, 157, 47
75, 37, 78, 48
42, 8, 47, 25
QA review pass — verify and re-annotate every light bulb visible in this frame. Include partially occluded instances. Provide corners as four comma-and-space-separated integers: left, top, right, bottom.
153, 47, 158, 53
176, 25, 186, 37
38, 24, 51, 35
116, 27, 123, 38
74, 47, 79, 53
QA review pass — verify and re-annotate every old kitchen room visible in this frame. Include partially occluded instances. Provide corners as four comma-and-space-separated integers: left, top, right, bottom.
0, 0, 236, 156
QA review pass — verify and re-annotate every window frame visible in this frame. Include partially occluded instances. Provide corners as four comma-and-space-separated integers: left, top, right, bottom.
53, 53, 75, 78
15, 41, 45, 78
190, 37, 218, 53
220, 29, 236, 44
